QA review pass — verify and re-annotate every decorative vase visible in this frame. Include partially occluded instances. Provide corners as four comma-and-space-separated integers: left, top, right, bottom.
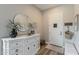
10, 28, 17, 38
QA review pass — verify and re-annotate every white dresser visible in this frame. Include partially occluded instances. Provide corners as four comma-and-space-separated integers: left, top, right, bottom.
1, 34, 40, 55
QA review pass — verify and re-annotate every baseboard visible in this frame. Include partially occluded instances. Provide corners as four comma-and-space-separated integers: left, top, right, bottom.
45, 42, 65, 48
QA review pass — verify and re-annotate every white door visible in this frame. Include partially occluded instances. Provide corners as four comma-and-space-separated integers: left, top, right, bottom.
49, 12, 64, 47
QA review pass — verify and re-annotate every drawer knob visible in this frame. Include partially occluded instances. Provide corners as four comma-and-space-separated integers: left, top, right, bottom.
34, 44, 35, 47
16, 54, 18, 55
16, 43, 18, 45
28, 47, 29, 50
15, 49, 18, 52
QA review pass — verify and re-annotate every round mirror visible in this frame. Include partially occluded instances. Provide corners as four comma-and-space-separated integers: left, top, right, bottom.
14, 14, 28, 31
14, 14, 29, 35
12, 13, 37, 36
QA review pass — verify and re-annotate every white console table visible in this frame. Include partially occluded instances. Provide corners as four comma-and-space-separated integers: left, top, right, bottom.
1, 34, 40, 55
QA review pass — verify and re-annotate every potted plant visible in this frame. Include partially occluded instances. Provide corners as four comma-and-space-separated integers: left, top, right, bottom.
7, 19, 21, 38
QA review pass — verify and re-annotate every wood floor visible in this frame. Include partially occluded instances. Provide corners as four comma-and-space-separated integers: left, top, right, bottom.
37, 44, 64, 55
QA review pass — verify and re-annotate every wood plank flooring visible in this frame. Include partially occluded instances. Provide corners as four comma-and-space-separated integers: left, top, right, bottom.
37, 44, 64, 55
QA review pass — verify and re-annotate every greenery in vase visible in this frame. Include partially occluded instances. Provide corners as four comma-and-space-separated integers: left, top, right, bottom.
7, 19, 22, 32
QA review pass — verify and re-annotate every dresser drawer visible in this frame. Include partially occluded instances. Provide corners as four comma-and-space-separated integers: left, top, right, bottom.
9, 40, 24, 49
9, 40, 18, 47
9, 48, 24, 55
16, 49, 24, 55
9, 49, 16, 55
28, 36, 40, 43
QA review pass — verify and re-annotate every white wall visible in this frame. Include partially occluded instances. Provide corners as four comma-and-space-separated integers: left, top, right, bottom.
0, 4, 43, 54
42, 5, 74, 42
42, 11, 49, 42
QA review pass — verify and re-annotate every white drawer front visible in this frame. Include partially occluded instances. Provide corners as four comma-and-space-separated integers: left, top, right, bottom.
9, 40, 24, 49
9, 49, 23, 55
9, 48, 16, 55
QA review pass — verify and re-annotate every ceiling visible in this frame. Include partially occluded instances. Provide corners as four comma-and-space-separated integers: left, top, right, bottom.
34, 4, 60, 11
